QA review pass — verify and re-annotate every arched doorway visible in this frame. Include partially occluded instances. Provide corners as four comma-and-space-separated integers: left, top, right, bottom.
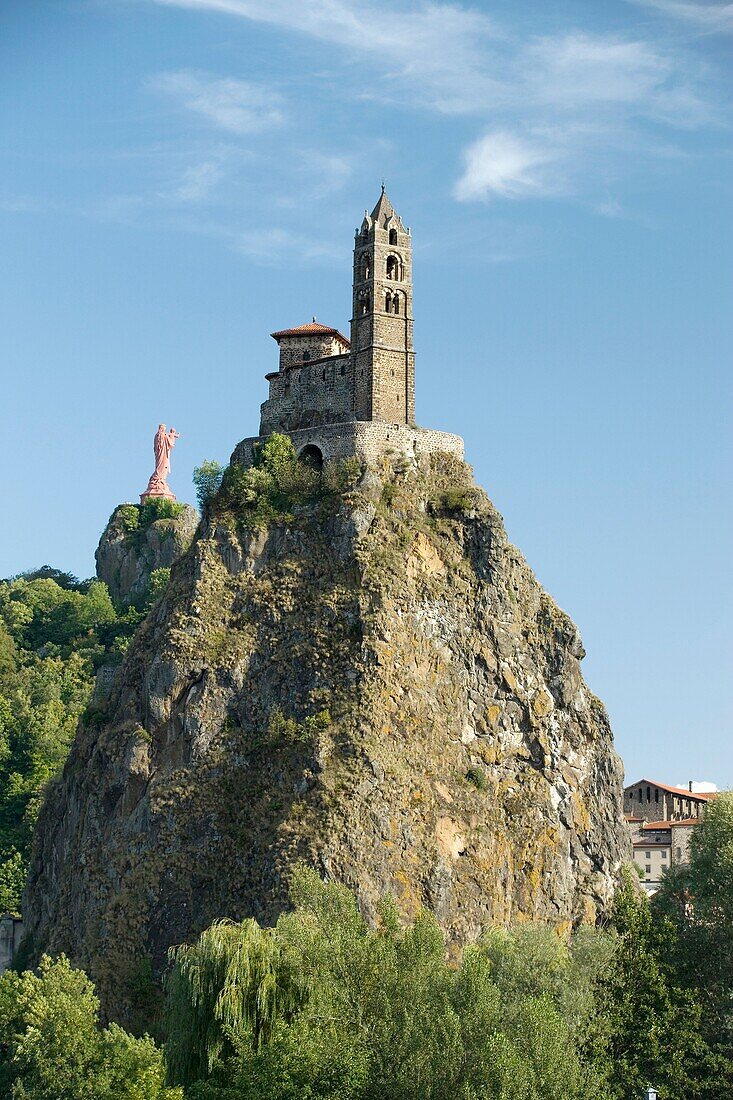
299, 444, 324, 469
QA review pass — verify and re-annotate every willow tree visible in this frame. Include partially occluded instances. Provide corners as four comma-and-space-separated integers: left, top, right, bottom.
165, 917, 305, 1088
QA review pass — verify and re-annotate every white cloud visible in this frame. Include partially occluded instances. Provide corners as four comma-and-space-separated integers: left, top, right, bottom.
168, 159, 226, 201
629, 1, 733, 32
236, 225, 343, 264
144, 0, 724, 212
151, 0, 501, 113
454, 131, 559, 201
525, 34, 672, 109
149, 71, 285, 132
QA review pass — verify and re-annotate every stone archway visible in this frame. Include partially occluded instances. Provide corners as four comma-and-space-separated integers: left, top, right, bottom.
298, 443, 324, 469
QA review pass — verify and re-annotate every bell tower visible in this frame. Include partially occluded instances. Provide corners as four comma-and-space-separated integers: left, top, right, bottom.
351, 186, 415, 424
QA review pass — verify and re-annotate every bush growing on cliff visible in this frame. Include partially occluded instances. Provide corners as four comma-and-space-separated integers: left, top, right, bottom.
212, 434, 361, 528
192, 461, 224, 511
0, 955, 181, 1100
165, 867, 611, 1099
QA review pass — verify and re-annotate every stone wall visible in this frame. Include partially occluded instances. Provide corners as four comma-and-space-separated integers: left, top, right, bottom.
276, 333, 346, 370
0, 916, 23, 975
232, 421, 464, 468
623, 781, 708, 823
260, 354, 353, 434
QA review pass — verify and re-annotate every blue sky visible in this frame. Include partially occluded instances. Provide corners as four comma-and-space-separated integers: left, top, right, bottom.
1, 0, 731, 787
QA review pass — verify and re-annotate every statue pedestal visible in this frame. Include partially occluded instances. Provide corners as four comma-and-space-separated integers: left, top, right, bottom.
140, 474, 176, 505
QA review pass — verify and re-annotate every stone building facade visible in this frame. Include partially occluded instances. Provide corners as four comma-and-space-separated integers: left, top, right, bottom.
624, 778, 715, 892
232, 188, 463, 468
623, 778, 712, 824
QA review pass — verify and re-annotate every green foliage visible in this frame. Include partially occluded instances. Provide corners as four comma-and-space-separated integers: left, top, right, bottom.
266, 708, 331, 746
254, 433, 297, 474
0, 576, 116, 656
192, 461, 224, 511
138, 498, 185, 528
165, 867, 611, 1099
654, 793, 733, 1087
0, 645, 94, 909
145, 568, 171, 608
0, 571, 142, 912
589, 868, 715, 1099
212, 435, 362, 529
380, 482, 397, 507
433, 487, 476, 513
322, 456, 361, 494
115, 505, 140, 534
0, 955, 180, 1099
465, 766, 486, 790
0, 849, 26, 915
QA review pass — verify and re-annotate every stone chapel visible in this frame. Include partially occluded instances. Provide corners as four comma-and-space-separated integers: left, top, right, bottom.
232, 187, 463, 467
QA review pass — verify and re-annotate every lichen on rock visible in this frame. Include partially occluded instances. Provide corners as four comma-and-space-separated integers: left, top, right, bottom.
24, 453, 628, 1027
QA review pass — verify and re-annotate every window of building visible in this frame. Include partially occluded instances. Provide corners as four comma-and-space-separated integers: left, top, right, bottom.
389, 227, 398, 244
646, 785, 651, 803
340, 363, 345, 376
661, 850, 667, 858
302, 351, 310, 361
392, 294, 399, 314
386, 255, 400, 280
645, 865, 651, 875
361, 256, 371, 281
385, 292, 392, 311
676, 847, 682, 860
655, 789, 659, 802
645, 851, 651, 859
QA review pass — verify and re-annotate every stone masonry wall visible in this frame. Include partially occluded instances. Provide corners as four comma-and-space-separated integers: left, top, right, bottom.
232, 421, 464, 468
260, 354, 353, 434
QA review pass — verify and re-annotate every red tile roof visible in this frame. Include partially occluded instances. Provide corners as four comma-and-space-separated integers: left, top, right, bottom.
626, 779, 714, 800
270, 322, 350, 345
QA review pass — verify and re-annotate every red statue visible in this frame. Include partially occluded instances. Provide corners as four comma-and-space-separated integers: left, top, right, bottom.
140, 423, 180, 503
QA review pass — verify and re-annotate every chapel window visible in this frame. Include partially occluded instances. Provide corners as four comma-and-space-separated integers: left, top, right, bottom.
385, 292, 392, 312
392, 294, 400, 314
386, 255, 399, 280
389, 227, 398, 244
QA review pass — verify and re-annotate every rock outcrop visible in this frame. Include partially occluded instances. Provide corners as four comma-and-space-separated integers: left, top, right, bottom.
95, 503, 198, 609
24, 455, 628, 1025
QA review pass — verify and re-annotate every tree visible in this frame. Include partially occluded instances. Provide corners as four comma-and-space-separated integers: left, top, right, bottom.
0, 955, 180, 1100
166, 867, 611, 1099
655, 793, 733, 1085
589, 869, 714, 1099
192, 461, 224, 511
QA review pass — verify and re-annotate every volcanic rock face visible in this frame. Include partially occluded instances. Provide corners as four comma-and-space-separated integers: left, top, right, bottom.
24, 455, 628, 1025
95, 503, 199, 609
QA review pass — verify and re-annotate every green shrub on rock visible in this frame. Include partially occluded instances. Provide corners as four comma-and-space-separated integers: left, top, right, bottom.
212, 435, 362, 529
192, 461, 225, 511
